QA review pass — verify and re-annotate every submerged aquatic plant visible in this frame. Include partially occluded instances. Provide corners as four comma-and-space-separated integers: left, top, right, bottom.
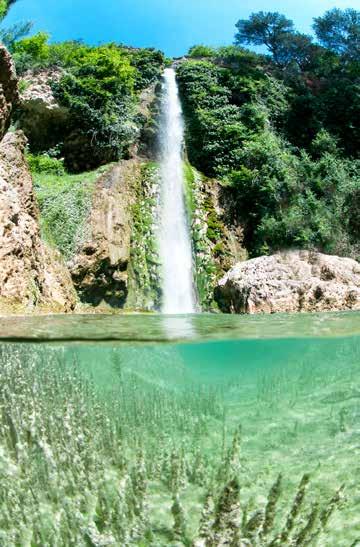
0, 345, 349, 545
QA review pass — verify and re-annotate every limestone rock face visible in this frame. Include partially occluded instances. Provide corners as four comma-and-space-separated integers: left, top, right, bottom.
17, 69, 70, 152
215, 250, 360, 314
0, 45, 19, 141
0, 132, 77, 313
70, 160, 139, 307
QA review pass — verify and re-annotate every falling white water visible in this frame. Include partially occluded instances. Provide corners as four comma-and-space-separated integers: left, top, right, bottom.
158, 68, 196, 314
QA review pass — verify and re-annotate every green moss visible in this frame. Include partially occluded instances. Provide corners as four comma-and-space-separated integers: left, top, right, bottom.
183, 161, 196, 217
183, 161, 226, 310
127, 162, 161, 310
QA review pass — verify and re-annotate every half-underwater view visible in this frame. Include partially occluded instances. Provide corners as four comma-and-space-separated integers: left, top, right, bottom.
0, 0, 360, 545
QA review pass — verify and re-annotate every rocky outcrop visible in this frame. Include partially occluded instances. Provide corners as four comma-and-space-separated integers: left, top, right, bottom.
17, 69, 70, 152
215, 250, 360, 314
70, 160, 139, 307
0, 45, 19, 140
17, 69, 161, 172
0, 131, 77, 313
184, 164, 246, 309
136, 83, 161, 158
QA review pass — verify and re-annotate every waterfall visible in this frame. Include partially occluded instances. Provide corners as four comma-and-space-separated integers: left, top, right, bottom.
158, 68, 196, 314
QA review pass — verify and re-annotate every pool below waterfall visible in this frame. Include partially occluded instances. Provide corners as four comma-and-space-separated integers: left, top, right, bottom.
0, 311, 359, 545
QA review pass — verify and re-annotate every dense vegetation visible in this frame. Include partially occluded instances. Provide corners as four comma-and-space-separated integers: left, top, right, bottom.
179, 8, 360, 259
11, 33, 164, 171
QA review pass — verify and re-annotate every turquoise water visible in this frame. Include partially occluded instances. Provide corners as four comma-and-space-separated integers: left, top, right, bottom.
0, 312, 359, 545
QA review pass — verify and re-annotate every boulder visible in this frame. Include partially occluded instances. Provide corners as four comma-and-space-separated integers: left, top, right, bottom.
70, 160, 139, 307
215, 250, 360, 314
17, 69, 133, 172
17, 69, 70, 152
0, 131, 77, 313
0, 44, 19, 141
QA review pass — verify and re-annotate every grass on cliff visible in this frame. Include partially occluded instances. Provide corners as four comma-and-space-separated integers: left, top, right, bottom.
30, 154, 111, 260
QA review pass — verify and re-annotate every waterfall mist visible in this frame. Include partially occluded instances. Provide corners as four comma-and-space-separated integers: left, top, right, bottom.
158, 68, 196, 314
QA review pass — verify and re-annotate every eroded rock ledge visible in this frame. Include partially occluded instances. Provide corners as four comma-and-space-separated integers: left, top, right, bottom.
0, 132, 77, 313
215, 250, 360, 314
70, 160, 140, 307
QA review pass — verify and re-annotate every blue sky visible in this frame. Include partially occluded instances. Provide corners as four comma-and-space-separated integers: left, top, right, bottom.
4, 0, 360, 56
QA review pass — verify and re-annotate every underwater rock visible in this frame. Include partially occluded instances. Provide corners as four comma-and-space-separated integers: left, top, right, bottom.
70, 160, 139, 307
0, 45, 19, 142
0, 131, 77, 313
215, 250, 360, 314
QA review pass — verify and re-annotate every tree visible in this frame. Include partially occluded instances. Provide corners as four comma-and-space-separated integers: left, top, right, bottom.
0, 22, 33, 50
275, 32, 318, 70
235, 11, 294, 63
0, 0, 17, 20
0, 0, 32, 49
313, 8, 360, 59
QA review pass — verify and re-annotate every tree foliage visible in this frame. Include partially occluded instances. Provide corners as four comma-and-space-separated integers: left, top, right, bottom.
177, 25, 360, 260
177, 56, 268, 176
235, 11, 294, 63
51, 45, 137, 169
188, 44, 217, 58
0, 0, 16, 20
0, 21, 32, 49
0, 0, 32, 48
13, 34, 164, 171
313, 8, 360, 59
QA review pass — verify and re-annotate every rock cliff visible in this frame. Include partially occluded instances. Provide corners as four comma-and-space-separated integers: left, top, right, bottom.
0, 45, 19, 140
17, 69, 70, 153
0, 132, 77, 313
70, 160, 139, 307
215, 250, 360, 314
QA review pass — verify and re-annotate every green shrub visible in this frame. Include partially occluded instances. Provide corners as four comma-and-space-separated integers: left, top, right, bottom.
228, 134, 360, 257
12, 32, 50, 69
27, 153, 65, 176
188, 44, 217, 58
